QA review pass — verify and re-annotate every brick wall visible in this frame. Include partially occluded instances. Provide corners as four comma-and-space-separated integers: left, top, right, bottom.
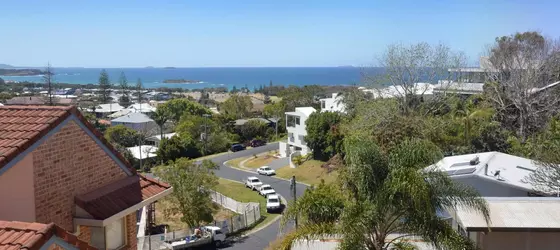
33, 120, 128, 231
77, 225, 91, 244
125, 212, 138, 249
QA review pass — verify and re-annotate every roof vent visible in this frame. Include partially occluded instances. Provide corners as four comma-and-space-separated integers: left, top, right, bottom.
494, 170, 505, 181
469, 156, 480, 165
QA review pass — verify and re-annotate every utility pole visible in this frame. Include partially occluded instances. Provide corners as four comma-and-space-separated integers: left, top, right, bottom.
291, 175, 298, 229
202, 114, 211, 155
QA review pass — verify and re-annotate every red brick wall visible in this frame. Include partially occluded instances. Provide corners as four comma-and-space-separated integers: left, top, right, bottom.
77, 225, 92, 244
125, 212, 138, 249
33, 120, 128, 231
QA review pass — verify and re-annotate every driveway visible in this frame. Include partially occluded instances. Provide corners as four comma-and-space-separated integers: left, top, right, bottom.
207, 143, 307, 249
267, 157, 289, 170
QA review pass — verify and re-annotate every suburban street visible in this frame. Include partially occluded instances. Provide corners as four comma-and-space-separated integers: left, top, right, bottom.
206, 142, 308, 250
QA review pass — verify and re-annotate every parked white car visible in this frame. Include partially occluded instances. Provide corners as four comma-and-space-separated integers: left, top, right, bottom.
266, 194, 282, 212
257, 166, 276, 176
258, 184, 276, 196
245, 176, 263, 190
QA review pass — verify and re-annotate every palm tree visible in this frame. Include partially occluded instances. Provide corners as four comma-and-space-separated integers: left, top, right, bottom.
152, 108, 171, 143
454, 99, 493, 145
280, 137, 489, 250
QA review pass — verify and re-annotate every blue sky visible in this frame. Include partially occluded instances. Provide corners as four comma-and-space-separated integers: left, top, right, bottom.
1, 0, 559, 67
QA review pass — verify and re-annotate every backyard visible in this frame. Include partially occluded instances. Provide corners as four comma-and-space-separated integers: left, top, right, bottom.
155, 197, 236, 231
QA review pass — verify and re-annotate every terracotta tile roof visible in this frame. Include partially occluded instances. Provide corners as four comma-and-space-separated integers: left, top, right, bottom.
0, 220, 96, 250
0, 105, 136, 175
75, 174, 171, 220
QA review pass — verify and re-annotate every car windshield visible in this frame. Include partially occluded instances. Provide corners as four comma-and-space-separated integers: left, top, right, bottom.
263, 186, 272, 190
251, 179, 260, 183
215, 230, 222, 234
268, 198, 279, 203
262, 167, 270, 170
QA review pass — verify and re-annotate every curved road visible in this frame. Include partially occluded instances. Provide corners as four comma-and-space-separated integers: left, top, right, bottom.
207, 142, 308, 250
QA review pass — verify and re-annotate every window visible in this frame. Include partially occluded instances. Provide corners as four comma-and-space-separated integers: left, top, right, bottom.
295, 117, 300, 125
289, 133, 294, 142
321, 101, 326, 109
299, 135, 305, 145
106, 217, 126, 250
286, 115, 295, 127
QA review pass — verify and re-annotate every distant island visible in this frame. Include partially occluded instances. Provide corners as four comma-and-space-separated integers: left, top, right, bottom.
0, 68, 47, 76
0, 64, 14, 69
163, 79, 202, 84
163, 67, 176, 69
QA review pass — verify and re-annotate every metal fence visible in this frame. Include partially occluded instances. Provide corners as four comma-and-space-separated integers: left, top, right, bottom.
138, 191, 261, 250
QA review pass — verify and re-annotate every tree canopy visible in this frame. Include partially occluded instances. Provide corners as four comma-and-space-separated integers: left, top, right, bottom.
219, 94, 253, 120
104, 125, 142, 147
153, 158, 219, 228
280, 137, 489, 250
158, 98, 212, 123
305, 111, 344, 160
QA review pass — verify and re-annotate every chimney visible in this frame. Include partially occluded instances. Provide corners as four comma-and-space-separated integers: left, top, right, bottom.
484, 163, 489, 176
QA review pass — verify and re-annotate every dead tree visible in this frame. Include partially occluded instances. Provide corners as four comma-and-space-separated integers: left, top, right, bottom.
364, 42, 467, 115
485, 31, 560, 142
43, 63, 54, 105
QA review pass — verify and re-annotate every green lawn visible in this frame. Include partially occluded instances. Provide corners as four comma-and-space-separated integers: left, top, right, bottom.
245, 153, 277, 169
275, 160, 337, 186
213, 178, 281, 230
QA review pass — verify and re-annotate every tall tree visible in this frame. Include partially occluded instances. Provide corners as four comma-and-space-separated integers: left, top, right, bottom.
220, 94, 253, 119
368, 42, 466, 115
136, 78, 143, 103
43, 63, 55, 105
118, 71, 131, 107
280, 137, 490, 250
98, 69, 112, 103
305, 111, 344, 160
453, 99, 494, 145
151, 107, 171, 141
485, 31, 560, 142
153, 158, 219, 228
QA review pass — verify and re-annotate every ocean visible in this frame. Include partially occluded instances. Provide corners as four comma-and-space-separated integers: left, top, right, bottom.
0, 67, 372, 90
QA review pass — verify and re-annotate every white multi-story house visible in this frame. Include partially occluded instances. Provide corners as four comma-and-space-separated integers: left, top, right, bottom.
320, 93, 346, 113
279, 107, 316, 157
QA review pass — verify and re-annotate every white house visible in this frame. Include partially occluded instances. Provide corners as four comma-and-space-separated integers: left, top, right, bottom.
146, 132, 177, 147
449, 197, 560, 250
127, 145, 158, 160
320, 93, 345, 113
279, 107, 316, 157
110, 112, 157, 134
428, 152, 543, 197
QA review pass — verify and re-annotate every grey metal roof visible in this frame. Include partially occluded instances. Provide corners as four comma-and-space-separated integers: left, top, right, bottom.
111, 112, 154, 123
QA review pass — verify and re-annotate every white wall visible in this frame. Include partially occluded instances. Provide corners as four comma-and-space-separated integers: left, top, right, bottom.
286, 114, 309, 149
455, 177, 529, 197
320, 94, 345, 113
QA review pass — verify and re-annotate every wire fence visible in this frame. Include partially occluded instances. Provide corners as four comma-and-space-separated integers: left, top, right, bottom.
138, 191, 261, 250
